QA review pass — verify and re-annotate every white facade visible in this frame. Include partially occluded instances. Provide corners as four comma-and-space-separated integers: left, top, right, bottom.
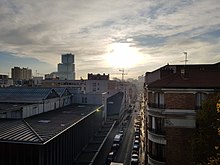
86, 80, 109, 93
33, 77, 43, 86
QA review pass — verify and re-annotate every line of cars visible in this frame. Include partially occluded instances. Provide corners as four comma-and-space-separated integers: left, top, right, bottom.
131, 116, 142, 165
105, 129, 124, 165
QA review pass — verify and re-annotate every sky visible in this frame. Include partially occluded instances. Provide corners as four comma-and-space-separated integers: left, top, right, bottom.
0, 0, 220, 80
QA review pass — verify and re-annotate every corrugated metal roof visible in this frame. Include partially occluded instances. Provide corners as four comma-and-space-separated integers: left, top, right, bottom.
0, 119, 42, 144
0, 104, 102, 144
54, 87, 71, 97
0, 87, 59, 103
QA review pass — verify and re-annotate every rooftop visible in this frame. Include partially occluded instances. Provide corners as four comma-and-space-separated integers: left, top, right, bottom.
0, 87, 59, 103
0, 103, 30, 113
148, 70, 220, 89
0, 104, 102, 144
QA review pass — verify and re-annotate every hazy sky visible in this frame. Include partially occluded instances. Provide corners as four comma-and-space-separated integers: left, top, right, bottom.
0, 0, 220, 79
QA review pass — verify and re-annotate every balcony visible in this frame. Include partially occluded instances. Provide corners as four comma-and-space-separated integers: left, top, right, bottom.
149, 128, 165, 136
148, 131, 166, 145
195, 105, 202, 110
148, 103, 166, 109
148, 154, 166, 165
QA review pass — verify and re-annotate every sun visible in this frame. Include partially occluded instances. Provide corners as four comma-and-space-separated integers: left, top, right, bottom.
105, 42, 143, 68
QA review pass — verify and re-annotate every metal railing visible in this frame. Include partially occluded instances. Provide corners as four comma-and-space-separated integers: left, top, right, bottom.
148, 103, 166, 109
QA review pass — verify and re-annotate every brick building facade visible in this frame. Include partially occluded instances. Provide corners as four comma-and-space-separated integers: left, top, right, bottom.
145, 62, 220, 165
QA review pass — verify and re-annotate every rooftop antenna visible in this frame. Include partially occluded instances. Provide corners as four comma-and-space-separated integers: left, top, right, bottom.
119, 68, 127, 82
183, 51, 188, 66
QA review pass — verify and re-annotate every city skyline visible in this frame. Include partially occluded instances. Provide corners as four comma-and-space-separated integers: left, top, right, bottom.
0, 0, 220, 79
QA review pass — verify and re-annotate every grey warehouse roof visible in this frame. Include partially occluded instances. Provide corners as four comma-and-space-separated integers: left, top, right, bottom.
0, 87, 59, 103
0, 104, 102, 144
53, 87, 71, 97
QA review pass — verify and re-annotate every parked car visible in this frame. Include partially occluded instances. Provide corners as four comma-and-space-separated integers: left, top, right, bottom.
113, 134, 123, 146
131, 153, 139, 164
118, 129, 124, 137
134, 128, 140, 136
134, 135, 140, 140
132, 149, 139, 155
106, 151, 116, 165
133, 139, 140, 151
111, 143, 119, 152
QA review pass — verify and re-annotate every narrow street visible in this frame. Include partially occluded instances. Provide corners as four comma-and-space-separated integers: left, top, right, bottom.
94, 94, 145, 165
114, 111, 136, 164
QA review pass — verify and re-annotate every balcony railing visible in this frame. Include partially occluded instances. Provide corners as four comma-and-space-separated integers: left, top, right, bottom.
149, 153, 166, 163
195, 106, 202, 110
148, 103, 166, 109
149, 128, 165, 135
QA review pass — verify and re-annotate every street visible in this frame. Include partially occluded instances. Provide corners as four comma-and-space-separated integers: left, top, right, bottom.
93, 93, 146, 165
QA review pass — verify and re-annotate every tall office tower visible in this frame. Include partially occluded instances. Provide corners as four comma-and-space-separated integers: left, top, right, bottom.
57, 53, 75, 80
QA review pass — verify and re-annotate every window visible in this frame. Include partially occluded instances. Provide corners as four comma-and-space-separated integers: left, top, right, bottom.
82, 97, 84, 103
149, 141, 165, 162
149, 116, 165, 135
196, 93, 206, 108
82, 97, 87, 103
153, 92, 165, 108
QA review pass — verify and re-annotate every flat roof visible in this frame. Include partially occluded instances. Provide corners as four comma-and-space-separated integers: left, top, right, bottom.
0, 104, 103, 144
0, 103, 31, 113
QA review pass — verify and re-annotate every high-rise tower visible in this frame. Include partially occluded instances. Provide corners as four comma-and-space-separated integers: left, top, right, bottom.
57, 53, 75, 80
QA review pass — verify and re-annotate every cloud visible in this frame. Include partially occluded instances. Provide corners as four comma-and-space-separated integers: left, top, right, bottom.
0, 0, 220, 79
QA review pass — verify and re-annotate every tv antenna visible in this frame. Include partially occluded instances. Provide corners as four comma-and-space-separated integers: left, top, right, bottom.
183, 52, 188, 66
119, 68, 127, 82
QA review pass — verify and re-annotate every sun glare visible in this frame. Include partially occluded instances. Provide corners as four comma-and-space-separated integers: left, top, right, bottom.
105, 43, 143, 68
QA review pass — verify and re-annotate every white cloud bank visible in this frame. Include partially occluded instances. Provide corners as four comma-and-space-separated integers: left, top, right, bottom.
0, 0, 220, 79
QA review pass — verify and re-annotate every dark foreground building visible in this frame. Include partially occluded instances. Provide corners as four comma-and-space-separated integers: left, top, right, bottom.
0, 104, 104, 165
145, 62, 220, 165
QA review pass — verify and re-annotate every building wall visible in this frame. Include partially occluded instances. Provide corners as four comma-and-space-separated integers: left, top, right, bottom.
60, 95, 71, 107
148, 92, 154, 104
165, 127, 194, 165
3, 96, 71, 119
86, 80, 109, 93
43, 98, 60, 112
72, 93, 103, 105
22, 104, 44, 118
165, 93, 196, 110
147, 90, 199, 165
0, 143, 41, 165
88, 73, 109, 80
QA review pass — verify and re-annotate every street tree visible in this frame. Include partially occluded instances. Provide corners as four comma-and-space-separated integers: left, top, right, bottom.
191, 94, 220, 165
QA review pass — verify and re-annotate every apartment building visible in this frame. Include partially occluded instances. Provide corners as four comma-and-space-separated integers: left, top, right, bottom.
145, 62, 220, 165
11, 66, 32, 84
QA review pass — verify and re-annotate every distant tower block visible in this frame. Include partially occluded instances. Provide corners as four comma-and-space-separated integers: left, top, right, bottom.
57, 53, 75, 80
